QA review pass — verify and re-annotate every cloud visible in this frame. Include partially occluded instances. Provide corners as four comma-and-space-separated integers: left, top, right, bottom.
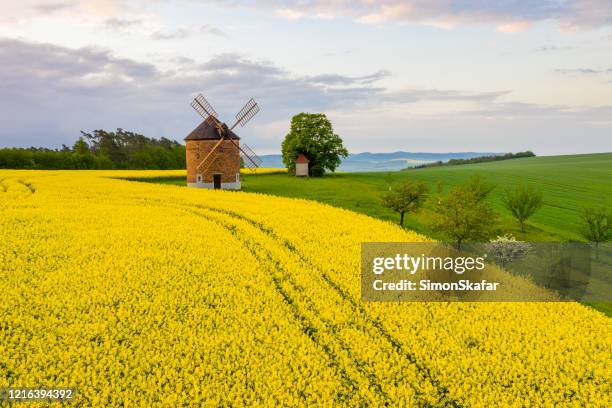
322, 49, 355, 57
383, 89, 512, 104
451, 102, 612, 119
33, 1, 74, 14
208, 0, 612, 31
152, 24, 228, 40
152, 28, 193, 40
496, 21, 531, 33
536, 45, 573, 52
169, 56, 197, 66
275, 8, 306, 20
189, 54, 508, 111
0, 38, 158, 85
336, 105, 612, 155
1, 37, 610, 155
309, 70, 391, 85
0, 0, 145, 29
554, 68, 612, 75
198, 53, 286, 77
0, 38, 164, 147
0, 38, 501, 146
102, 17, 144, 30
6, 1, 612, 33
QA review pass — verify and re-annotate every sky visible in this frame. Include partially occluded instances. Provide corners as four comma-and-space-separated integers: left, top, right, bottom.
1, 1, 611, 155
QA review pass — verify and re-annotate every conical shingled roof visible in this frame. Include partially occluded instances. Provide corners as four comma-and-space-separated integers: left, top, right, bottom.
184, 116, 240, 141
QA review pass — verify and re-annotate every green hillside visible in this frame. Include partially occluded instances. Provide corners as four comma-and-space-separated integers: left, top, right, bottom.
240, 153, 612, 241
144, 153, 612, 242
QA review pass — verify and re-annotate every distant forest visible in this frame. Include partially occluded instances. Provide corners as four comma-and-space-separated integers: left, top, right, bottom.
0, 129, 186, 170
412, 151, 536, 169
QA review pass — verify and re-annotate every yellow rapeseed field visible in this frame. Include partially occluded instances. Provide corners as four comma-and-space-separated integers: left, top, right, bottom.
0, 170, 610, 406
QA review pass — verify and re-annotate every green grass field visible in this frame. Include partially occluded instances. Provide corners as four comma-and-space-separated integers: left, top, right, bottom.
147, 153, 612, 242
250, 153, 612, 242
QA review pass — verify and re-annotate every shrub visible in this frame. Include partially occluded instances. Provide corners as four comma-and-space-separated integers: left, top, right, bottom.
485, 235, 531, 268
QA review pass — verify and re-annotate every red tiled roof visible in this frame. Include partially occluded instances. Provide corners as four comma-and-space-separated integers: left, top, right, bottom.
295, 154, 309, 163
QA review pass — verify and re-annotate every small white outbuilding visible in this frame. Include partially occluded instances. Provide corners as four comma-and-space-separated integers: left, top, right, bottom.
295, 154, 310, 177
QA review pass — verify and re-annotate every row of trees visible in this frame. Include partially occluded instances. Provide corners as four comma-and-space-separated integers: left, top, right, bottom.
382, 175, 612, 246
0, 129, 186, 170
413, 151, 536, 169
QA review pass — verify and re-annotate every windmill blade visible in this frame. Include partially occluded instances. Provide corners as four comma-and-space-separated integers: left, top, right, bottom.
191, 93, 218, 120
196, 138, 224, 170
239, 143, 262, 168
229, 139, 262, 168
230, 98, 259, 130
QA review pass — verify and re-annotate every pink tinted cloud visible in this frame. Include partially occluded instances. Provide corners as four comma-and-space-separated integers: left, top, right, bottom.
264, 0, 611, 31
497, 21, 531, 33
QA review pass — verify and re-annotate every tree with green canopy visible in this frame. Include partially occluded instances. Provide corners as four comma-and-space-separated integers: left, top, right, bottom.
431, 175, 498, 247
502, 184, 544, 232
381, 180, 428, 226
281, 113, 348, 176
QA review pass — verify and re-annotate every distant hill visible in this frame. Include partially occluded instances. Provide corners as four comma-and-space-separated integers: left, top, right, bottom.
260, 152, 501, 172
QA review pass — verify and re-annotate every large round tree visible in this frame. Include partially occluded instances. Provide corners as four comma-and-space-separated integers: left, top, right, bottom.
281, 113, 348, 176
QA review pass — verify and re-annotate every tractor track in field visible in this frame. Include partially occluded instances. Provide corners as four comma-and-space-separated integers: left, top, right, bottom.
138, 196, 462, 407
163, 202, 389, 405
190, 203, 461, 407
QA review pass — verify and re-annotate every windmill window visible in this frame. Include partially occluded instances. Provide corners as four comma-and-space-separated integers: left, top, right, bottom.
197, 174, 203, 183
236, 173, 240, 182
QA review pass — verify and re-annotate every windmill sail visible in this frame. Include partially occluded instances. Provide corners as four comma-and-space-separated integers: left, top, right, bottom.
231, 98, 259, 130
196, 138, 224, 171
191, 94, 218, 120
230, 140, 262, 169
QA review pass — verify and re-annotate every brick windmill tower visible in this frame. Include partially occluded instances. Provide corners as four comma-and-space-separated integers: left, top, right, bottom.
185, 94, 262, 189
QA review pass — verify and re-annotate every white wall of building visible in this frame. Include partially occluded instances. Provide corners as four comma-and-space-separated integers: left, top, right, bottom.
295, 162, 309, 176
187, 181, 241, 190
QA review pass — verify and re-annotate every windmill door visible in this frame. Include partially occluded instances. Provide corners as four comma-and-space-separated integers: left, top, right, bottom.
213, 174, 222, 189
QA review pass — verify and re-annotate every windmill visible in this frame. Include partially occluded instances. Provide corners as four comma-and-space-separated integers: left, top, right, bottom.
184, 93, 262, 190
